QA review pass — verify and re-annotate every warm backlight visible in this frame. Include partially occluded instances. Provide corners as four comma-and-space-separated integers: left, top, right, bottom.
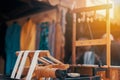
86, 0, 114, 19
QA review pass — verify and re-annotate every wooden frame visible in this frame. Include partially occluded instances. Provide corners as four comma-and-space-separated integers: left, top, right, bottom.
72, 3, 112, 67
72, 4, 112, 13
10, 50, 68, 80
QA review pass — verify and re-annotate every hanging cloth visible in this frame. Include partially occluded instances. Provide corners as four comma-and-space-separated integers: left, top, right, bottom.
36, 22, 55, 56
36, 24, 41, 50
20, 19, 36, 50
39, 22, 49, 50
48, 21, 56, 56
5, 22, 21, 76
64, 11, 73, 63
83, 51, 95, 64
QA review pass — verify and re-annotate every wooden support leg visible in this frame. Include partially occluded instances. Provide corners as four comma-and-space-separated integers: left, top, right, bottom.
26, 50, 41, 80
11, 51, 24, 79
16, 51, 30, 79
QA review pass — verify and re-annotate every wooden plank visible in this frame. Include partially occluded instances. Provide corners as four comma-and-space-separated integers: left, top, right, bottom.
72, 4, 112, 13
26, 50, 40, 80
48, 56, 63, 64
75, 39, 107, 46
106, 3, 111, 67
72, 13, 77, 64
11, 51, 24, 79
70, 64, 108, 68
38, 58, 50, 65
16, 51, 30, 79
40, 57, 54, 64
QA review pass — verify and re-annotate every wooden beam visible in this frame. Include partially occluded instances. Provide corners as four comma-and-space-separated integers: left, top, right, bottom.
72, 4, 112, 13
11, 51, 24, 79
106, 3, 111, 67
75, 39, 107, 46
72, 13, 77, 64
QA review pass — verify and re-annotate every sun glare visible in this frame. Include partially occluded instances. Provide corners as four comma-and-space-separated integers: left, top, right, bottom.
86, 0, 114, 19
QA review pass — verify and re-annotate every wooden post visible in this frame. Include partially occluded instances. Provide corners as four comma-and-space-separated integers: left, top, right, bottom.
11, 51, 24, 79
106, 0, 111, 67
26, 51, 40, 80
72, 13, 76, 64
